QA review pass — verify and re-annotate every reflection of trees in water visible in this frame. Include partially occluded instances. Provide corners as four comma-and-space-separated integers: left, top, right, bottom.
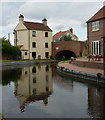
2, 68, 22, 85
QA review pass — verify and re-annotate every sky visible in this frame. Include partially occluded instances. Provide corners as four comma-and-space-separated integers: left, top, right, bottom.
0, 0, 104, 45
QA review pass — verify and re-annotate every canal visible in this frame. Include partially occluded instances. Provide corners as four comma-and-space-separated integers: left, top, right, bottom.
1, 64, 105, 118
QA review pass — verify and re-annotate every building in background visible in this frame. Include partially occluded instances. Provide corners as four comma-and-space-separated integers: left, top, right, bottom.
14, 14, 52, 59
86, 6, 105, 56
53, 29, 78, 42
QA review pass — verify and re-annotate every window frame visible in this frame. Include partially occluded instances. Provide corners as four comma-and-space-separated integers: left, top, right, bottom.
45, 42, 48, 48
25, 52, 27, 55
32, 42, 36, 48
32, 31, 36, 37
45, 32, 48, 37
92, 21, 99, 31
45, 52, 49, 58
91, 40, 100, 55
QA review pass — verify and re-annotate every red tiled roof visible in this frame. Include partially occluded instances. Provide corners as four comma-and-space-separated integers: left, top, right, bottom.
53, 30, 69, 40
23, 21, 52, 31
87, 6, 105, 23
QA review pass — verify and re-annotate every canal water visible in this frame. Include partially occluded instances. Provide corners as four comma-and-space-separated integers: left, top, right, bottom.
1, 64, 105, 118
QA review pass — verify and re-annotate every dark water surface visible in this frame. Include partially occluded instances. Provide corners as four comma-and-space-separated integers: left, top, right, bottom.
2, 64, 105, 118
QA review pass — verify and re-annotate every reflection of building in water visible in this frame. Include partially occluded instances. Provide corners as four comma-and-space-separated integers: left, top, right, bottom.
88, 87, 105, 118
14, 64, 53, 112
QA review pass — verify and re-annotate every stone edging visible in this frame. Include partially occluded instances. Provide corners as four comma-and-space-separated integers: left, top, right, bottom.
57, 65, 105, 84
1, 60, 58, 66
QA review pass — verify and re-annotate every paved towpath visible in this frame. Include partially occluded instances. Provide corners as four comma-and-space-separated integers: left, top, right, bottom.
58, 63, 104, 75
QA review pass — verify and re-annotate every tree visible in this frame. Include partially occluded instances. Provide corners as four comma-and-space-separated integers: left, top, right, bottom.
1, 37, 21, 60
60, 35, 73, 42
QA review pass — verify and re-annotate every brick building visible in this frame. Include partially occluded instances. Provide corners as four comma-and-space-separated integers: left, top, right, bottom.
86, 6, 105, 56
53, 29, 78, 42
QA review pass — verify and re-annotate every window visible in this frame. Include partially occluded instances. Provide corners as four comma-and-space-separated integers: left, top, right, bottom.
45, 43, 48, 48
33, 78, 36, 83
45, 65, 49, 72
92, 21, 99, 31
25, 71, 27, 74
91, 41, 100, 55
33, 89, 36, 94
32, 52, 36, 59
45, 52, 49, 58
32, 42, 36, 48
32, 67, 36, 73
32, 31, 36, 37
45, 32, 48, 37
25, 52, 27, 55
46, 75, 48, 81
46, 87, 49, 92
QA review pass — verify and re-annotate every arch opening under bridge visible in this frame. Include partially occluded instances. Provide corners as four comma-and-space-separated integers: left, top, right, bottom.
54, 50, 76, 60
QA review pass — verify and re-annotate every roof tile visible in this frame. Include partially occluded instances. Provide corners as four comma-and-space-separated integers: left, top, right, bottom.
87, 6, 105, 23
23, 21, 52, 31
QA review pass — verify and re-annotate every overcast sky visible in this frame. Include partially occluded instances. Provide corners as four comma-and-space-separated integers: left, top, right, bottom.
0, 1, 104, 44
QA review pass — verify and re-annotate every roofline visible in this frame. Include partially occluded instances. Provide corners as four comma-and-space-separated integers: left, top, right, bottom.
86, 17, 105, 23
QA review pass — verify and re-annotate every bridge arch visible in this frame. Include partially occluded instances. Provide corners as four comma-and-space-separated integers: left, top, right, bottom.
54, 50, 76, 60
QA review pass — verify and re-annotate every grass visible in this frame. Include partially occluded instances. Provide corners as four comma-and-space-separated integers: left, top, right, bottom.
59, 60, 69, 63
0, 59, 57, 63
77, 56, 87, 59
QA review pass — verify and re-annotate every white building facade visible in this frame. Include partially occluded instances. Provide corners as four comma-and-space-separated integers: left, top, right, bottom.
14, 14, 52, 59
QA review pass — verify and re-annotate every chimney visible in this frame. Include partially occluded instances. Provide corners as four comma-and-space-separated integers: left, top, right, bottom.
70, 28, 73, 34
42, 18, 47, 25
19, 14, 24, 22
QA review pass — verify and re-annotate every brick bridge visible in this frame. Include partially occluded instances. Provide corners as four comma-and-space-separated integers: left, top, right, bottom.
52, 41, 87, 60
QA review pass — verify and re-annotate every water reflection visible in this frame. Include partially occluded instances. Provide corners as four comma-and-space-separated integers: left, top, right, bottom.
2, 68, 22, 86
88, 86, 105, 118
2, 64, 105, 118
4, 64, 53, 112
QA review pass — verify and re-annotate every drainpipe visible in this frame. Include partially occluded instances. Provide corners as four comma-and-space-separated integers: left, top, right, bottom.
102, 37, 105, 75
102, 3, 105, 75
28, 30, 30, 59
87, 23, 89, 56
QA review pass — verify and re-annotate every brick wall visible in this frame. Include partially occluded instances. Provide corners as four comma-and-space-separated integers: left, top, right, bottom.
87, 19, 105, 56
52, 41, 87, 58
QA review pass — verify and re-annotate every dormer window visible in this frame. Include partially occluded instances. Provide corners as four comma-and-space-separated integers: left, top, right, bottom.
92, 21, 99, 31
32, 31, 36, 37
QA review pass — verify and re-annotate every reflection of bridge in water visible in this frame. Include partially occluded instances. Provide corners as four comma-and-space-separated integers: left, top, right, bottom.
14, 64, 53, 112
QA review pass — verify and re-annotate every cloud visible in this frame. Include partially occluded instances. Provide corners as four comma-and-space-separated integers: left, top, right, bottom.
1, 1, 103, 43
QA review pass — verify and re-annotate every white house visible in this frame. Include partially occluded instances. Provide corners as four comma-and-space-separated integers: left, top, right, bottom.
14, 14, 52, 59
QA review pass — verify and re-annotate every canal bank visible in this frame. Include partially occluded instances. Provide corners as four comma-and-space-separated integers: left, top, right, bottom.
1, 60, 58, 66
1, 60, 59, 70
57, 62, 105, 84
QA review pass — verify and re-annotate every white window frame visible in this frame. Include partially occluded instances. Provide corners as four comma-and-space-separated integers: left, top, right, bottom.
32, 31, 36, 37
91, 40, 100, 55
92, 21, 99, 31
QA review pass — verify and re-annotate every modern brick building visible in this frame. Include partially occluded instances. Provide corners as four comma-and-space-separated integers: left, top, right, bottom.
86, 6, 105, 57
14, 14, 52, 60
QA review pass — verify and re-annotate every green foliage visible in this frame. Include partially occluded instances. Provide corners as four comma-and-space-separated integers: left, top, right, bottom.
1, 37, 20, 60
60, 35, 73, 42
62, 56, 66, 61
2, 68, 22, 85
